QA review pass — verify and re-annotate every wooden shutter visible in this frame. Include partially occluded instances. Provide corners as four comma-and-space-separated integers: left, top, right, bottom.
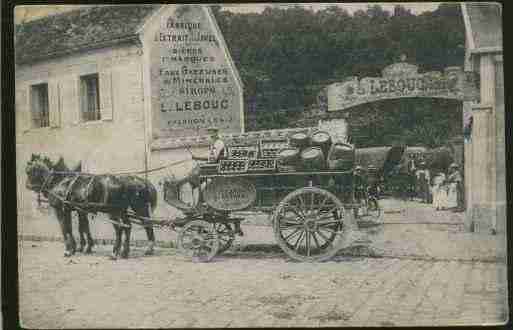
72, 77, 81, 125
48, 80, 61, 128
99, 71, 113, 121
16, 88, 31, 132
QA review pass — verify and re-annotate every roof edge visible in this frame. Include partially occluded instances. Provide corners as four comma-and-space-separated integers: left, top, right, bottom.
16, 35, 141, 66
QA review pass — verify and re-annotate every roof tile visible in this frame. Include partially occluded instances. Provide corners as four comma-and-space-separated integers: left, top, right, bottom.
15, 5, 161, 64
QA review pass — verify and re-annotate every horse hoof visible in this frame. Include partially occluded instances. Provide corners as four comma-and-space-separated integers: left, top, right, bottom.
109, 254, 118, 260
121, 252, 129, 259
64, 251, 72, 257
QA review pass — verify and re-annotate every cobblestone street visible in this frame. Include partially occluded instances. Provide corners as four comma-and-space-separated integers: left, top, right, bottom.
18, 199, 508, 328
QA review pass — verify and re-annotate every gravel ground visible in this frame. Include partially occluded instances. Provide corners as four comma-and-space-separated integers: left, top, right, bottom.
19, 241, 508, 328
17, 198, 509, 328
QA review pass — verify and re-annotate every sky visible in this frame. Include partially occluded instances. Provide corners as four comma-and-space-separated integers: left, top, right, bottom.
14, 3, 442, 24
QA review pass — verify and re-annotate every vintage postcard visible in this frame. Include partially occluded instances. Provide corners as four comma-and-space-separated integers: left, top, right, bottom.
14, 2, 507, 328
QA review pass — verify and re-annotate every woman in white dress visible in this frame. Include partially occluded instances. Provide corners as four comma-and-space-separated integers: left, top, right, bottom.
432, 171, 447, 211
446, 163, 462, 210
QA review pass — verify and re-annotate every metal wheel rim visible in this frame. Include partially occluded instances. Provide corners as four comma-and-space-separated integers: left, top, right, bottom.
177, 220, 219, 262
272, 187, 354, 262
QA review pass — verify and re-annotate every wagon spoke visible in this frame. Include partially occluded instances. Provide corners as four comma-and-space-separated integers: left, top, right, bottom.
311, 232, 321, 249
281, 223, 303, 230
318, 195, 329, 210
306, 232, 311, 256
293, 231, 305, 251
284, 227, 302, 241
316, 218, 341, 226
315, 212, 337, 221
322, 206, 339, 217
319, 227, 338, 235
315, 228, 331, 242
290, 209, 306, 221
296, 195, 308, 217
280, 215, 302, 225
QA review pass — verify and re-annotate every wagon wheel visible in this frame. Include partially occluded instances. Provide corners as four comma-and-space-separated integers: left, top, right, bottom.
272, 187, 356, 262
177, 220, 219, 262
213, 222, 235, 254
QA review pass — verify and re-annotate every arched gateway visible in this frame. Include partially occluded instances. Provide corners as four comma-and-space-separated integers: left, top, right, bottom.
322, 57, 479, 210
326, 57, 478, 112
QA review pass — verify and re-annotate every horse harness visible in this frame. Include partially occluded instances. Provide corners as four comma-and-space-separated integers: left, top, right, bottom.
37, 171, 131, 228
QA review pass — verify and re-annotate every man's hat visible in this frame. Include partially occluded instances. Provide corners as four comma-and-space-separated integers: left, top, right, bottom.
355, 165, 363, 170
449, 163, 459, 169
207, 127, 219, 133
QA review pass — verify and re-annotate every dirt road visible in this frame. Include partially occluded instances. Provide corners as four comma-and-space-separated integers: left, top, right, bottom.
19, 241, 507, 328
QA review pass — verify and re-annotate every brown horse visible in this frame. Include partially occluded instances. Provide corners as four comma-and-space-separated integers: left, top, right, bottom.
25, 154, 157, 258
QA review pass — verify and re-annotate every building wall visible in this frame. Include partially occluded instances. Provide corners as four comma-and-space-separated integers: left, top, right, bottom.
16, 43, 148, 218
494, 56, 505, 234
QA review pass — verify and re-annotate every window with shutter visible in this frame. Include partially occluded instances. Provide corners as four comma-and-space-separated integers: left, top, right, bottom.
80, 73, 101, 122
30, 83, 50, 128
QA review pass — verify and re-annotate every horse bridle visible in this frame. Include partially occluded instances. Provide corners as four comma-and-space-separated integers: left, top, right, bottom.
36, 170, 54, 207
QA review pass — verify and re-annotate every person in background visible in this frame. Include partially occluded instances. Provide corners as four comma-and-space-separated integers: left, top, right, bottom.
353, 165, 367, 217
415, 161, 431, 203
447, 163, 464, 212
431, 171, 447, 211
406, 154, 417, 201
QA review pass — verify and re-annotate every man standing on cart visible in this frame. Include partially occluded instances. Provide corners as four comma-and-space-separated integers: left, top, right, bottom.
191, 127, 243, 236
192, 127, 227, 163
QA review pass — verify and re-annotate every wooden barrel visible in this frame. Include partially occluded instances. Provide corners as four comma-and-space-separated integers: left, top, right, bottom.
311, 131, 332, 157
327, 143, 355, 170
278, 148, 300, 164
300, 147, 325, 170
289, 132, 310, 148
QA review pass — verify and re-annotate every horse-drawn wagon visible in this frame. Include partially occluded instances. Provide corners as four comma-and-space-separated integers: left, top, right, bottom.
25, 129, 386, 262
162, 130, 383, 262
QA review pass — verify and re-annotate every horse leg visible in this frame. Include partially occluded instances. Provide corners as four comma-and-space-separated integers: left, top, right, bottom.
141, 204, 155, 256
77, 212, 86, 253
54, 207, 67, 252
79, 212, 94, 254
111, 218, 122, 260
62, 209, 76, 257
121, 215, 131, 259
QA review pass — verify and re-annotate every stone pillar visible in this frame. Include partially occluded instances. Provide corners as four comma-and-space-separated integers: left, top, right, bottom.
494, 55, 506, 234
464, 126, 473, 230
470, 54, 496, 233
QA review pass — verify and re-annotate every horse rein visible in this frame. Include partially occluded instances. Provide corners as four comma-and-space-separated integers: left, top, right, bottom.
37, 170, 54, 207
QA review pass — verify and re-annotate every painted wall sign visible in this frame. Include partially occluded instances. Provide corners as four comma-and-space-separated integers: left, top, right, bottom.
150, 5, 244, 138
327, 61, 479, 111
203, 178, 256, 211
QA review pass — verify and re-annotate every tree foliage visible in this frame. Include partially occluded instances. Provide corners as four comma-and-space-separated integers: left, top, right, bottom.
213, 4, 465, 147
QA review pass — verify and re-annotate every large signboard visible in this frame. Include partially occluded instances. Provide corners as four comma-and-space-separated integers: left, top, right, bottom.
327, 61, 479, 111
152, 5, 243, 138
203, 178, 257, 211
